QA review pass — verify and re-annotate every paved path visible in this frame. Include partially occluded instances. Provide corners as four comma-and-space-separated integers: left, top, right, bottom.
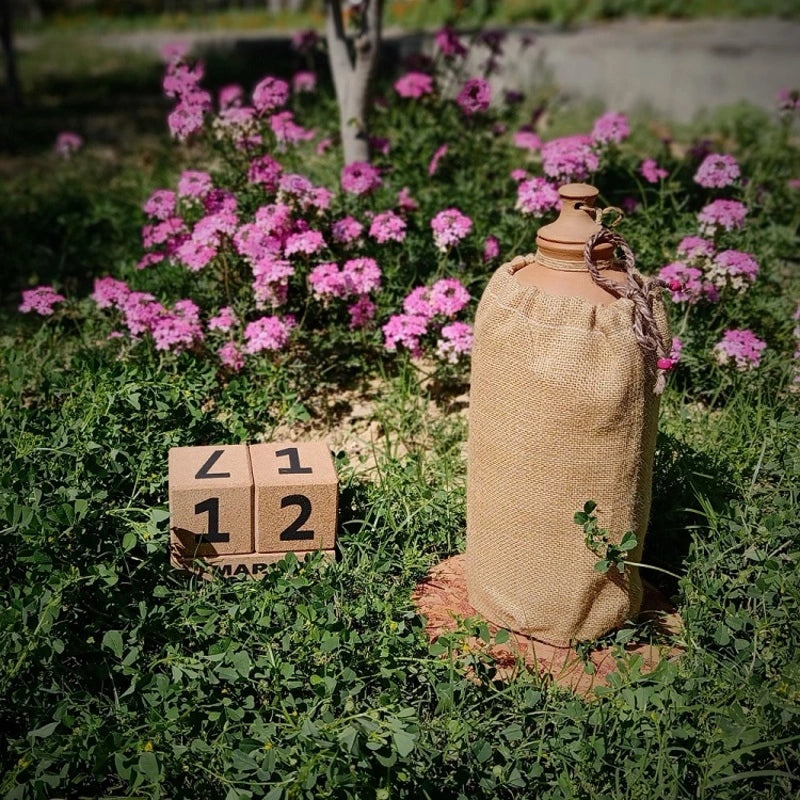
26, 17, 800, 121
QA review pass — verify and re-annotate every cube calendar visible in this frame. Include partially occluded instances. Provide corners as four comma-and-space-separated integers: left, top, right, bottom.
169, 441, 337, 579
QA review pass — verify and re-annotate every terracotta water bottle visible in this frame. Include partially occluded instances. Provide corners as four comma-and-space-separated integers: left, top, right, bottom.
465, 182, 670, 645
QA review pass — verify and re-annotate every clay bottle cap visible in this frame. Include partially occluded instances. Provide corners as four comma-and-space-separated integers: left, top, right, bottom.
536, 183, 614, 262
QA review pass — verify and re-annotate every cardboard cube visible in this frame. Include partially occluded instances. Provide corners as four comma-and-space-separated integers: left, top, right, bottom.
250, 441, 338, 553
169, 444, 254, 558
170, 549, 336, 581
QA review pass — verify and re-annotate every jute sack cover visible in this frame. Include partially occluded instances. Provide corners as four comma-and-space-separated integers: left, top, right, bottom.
465, 253, 669, 646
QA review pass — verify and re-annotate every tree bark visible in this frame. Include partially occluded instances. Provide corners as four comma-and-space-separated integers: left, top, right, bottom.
324, 0, 383, 165
1, 0, 21, 108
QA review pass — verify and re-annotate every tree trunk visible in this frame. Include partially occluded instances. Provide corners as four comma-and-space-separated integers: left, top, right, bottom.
1, 0, 21, 108
324, 0, 383, 165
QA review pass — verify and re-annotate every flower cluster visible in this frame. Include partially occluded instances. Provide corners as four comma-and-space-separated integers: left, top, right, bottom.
540, 135, 599, 182
430, 208, 473, 251
395, 72, 434, 99
383, 278, 472, 361
591, 112, 630, 145
19, 286, 65, 316
694, 154, 740, 189
516, 177, 560, 216
457, 78, 491, 115
163, 53, 212, 141
55, 131, 83, 158
713, 329, 766, 371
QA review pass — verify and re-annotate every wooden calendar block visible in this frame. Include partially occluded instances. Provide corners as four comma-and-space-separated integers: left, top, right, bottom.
168, 444, 254, 558
249, 441, 338, 553
170, 548, 336, 581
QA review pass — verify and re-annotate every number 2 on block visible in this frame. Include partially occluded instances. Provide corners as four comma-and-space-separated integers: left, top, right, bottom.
276, 447, 312, 475
279, 494, 314, 541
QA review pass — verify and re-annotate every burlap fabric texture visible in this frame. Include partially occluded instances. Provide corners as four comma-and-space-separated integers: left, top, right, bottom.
466, 253, 670, 646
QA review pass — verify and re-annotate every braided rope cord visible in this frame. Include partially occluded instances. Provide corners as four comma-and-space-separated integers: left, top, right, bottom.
583, 227, 670, 394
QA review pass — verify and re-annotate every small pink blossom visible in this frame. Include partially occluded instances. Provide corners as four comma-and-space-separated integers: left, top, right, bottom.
516, 177, 560, 216
143, 189, 177, 220
160, 41, 189, 63
309, 262, 349, 300
341, 162, 382, 195
694, 153, 740, 188
591, 112, 630, 145
658, 262, 710, 304
431, 208, 473, 251
208, 306, 237, 332
777, 88, 800, 113
483, 235, 500, 262
677, 236, 715, 260
403, 279, 470, 319
244, 315, 296, 353
218, 341, 244, 371
19, 286, 65, 315
510, 169, 530, 182
342, 257, 381, 294
91, 277, 130, 309
541, 135, 599, 182
513, 130, 541, 151
436, 321, 473, 363
218, 83, 243, 109
332, 216, 364, 244
369, 210, 407, 244
382, 313, 429, 357
178, 170, 213, 198
640, 158, 668, 183
428, 144, 448, 176
396, 187, 419, 213
714, 329, 766, 371
284, 230, 326, 257
707, 249, 759, 292
292, 70, 317, 93
175, 238, 217, 271
457, 78, 491, 115
698, 199, 748, 234
252, 76, 290, 114
247, 154, 283, 191
348, 296, 377, 330
394, 71, 434, 99
150, 299, 204, 352
55, 131, 83, 158
252, 258, 294, 309
270, 111, 315, 145
434, 26, 467, 59
316, 137, 334, 155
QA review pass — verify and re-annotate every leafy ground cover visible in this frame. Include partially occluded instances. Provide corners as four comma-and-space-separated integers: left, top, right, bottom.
1, 26, 800, 800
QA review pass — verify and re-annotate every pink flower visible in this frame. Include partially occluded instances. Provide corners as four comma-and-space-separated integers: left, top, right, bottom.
160, 41, 189, 63
218, 83, 243, 109
247, 154, 283, 191
137, 252, 165, 270
541, 135, 599, 182
332, 216, 364, 244
698, 199, 748, 234
292, 70, 317, 93
244, 315, 296, 353
434, 26, 467, 59
192, 211, 238, 247
167, 97, 209, 141
777, 88, 800, 113
677, 236, 715, 260
162, 61, 203, 98
457, 78, 491, 115
516, 177, 560, 216
270, 111, 315, 145
348, 296, 377, 330
394, 71, 434, 99
382, 313, 429, 356
208, 306, 237, 332
284, 230, 326, 257
483, 235, 500, 262
19, 286, 65, 315
694, 154, 740, 188
670, 337, 683, 363
178, 170, 213, 198
640, 158, 668, 183
370, 136, 391, 155
309, 262, 349, 300
513, 130, 541, 151
176, 238, 217, 271
713, 329, 766, 370
431, 208, 473, 251
252, 76, 290, 114
591, 112, 630, 145
218, 341, 244, 371
55, 131, 83, 158
706, 249, 759, 291
316, 137, 333, 155
658, 262, 708, 304
91, 277, 131, 309
428, 144, 448, 177
291, 30, 319, 53
203, 187, 236, 214
369, 210, 407, 243
142, 217, 187, 249
150, 299, 204, 352
436, 321, 473, 363
252, 258, 294, 308
342, 257, 381, 294
341, 162, 382, 195
143, 189, 177, 220
277, 174, 331, 211
510, 169, 530, 182
403, 278, 470, 319
213, 106, 261, 149
396, 187, 418, 213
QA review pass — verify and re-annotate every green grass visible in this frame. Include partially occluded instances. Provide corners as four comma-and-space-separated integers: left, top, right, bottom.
1, 34, 800, 800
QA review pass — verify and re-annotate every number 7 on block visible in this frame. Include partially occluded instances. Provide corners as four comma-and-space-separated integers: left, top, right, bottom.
250, 442, 338, 553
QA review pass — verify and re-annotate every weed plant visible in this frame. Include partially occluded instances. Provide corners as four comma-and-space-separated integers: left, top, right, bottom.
1, 29, 799, 800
